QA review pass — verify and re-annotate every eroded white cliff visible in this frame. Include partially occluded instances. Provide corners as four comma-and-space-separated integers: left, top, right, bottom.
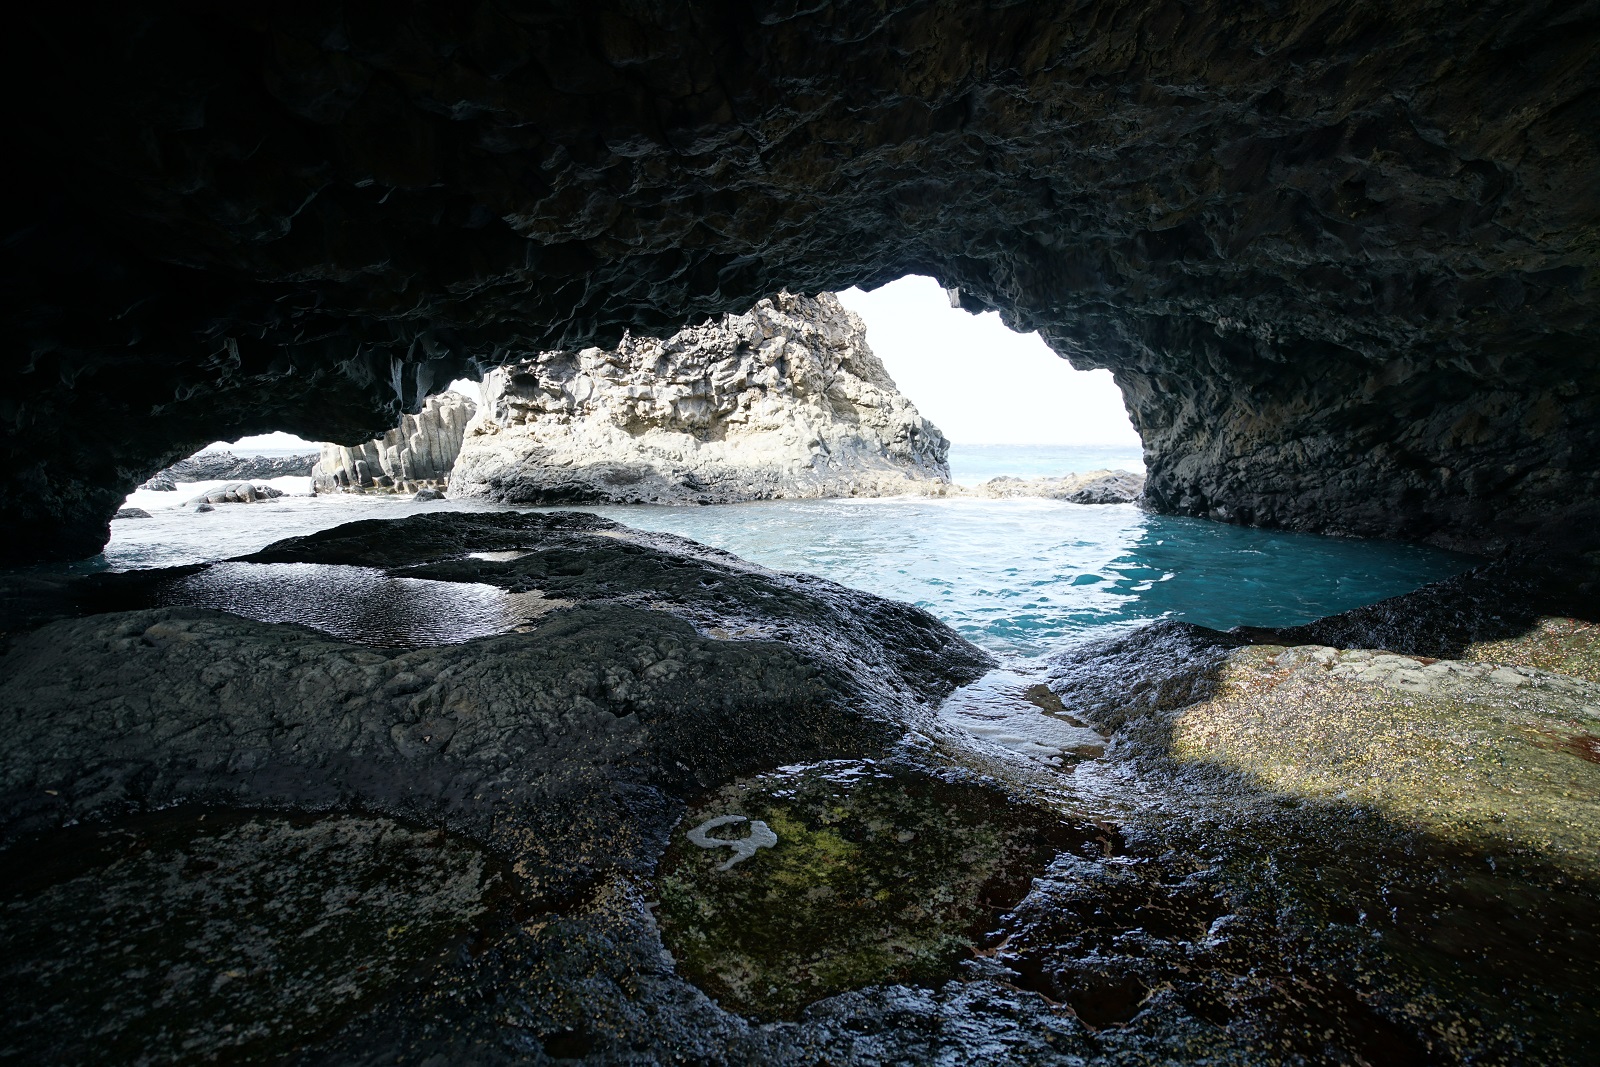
450, 292, 949, 505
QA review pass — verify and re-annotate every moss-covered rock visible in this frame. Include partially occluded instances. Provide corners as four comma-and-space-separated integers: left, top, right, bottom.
1171, 642, 1600, 877
1044, 601, 1600, 1063
655, 760, 1067, 1019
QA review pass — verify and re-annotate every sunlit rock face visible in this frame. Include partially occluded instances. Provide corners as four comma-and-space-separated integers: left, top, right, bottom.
452, 292, 948, 504
4, 2, 1596, 559
312, 391, 476, 494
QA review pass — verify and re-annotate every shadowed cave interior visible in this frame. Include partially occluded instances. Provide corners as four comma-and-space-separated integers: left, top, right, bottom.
3, 3, 1600, 1066
4, 0, 1598, 560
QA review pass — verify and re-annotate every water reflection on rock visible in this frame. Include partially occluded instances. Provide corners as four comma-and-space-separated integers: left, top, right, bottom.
153, 561, 534, 646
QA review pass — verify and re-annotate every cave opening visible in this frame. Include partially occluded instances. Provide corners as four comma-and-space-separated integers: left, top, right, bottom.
4, 4, 1599, 1061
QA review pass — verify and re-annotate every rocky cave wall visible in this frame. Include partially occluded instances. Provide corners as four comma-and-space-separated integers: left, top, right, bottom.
4, 1, 1597, 560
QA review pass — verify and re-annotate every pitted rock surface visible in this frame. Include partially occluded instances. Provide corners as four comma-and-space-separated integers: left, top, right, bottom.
452, 292, 948, 504
5, 3, 1598, 558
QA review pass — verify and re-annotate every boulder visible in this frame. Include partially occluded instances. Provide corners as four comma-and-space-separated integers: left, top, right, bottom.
451, 292, 949, 505
137, 472, 177, 492
112, 507, 151, 520
185, 482, 283, 506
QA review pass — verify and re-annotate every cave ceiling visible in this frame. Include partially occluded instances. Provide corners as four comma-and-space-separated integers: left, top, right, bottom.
3, 1, 1598, 560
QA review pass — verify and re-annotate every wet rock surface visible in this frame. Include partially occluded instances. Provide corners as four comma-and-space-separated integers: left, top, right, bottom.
1042, 558, 1600, 1063
454, 292, 948, 505
187, 481, 287, 506
6, 3, 1599, 559
4, 512, 1599, 1062
655, 760, 1066, 1020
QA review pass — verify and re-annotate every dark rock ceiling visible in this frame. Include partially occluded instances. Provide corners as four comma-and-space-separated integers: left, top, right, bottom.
4, 1, 1597, 560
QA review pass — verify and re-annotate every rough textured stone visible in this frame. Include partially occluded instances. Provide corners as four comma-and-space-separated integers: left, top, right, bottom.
0, 812, 506, 1067
137, 471, 177, 492
3, 3, 1597, 559
313, 391, 476, 494
1038, 569, 1600, 1064
5, 512, 1598, 1061
452, 292, 948, 505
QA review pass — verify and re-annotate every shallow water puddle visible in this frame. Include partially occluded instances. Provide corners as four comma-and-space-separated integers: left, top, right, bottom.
938, 667, 1106, 764
153, 561, 536, 646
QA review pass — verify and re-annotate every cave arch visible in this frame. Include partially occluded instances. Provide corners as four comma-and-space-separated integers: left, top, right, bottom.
4, 1, 1597, 560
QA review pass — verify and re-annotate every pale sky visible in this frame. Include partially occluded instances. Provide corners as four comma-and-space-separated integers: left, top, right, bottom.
835, 275, 1139, 445
215, 275, 1138, 451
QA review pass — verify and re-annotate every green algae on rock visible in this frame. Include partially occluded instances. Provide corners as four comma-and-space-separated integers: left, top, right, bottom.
1045, 596, 1600, 1063
1462, 616, 1600, 686
0, 811, 510, 1066
654, 760, 1066, 1019
1171, 643, 1600, 878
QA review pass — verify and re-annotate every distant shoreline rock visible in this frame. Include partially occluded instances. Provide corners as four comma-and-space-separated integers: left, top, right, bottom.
451, 292, 949, 506
139, 451, 317, 490
953, 469, 1144, 504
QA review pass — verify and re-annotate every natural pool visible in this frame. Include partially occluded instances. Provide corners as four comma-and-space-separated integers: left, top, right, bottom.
69, 489, 1472, 659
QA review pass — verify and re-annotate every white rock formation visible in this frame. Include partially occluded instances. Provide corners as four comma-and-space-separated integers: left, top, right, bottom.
450, 292, 948, 505
313, 391, 476, 494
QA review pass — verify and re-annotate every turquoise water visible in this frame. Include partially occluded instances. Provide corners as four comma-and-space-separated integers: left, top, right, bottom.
562, 499, 1471, 658
947, 443, 1145, 485
60, 454, 1473, 660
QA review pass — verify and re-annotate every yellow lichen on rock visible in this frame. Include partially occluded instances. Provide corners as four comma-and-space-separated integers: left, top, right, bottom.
1169, 642, 1600, 877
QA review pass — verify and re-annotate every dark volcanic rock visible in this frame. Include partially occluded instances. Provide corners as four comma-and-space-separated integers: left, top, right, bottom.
5, 511, 1596, 1061
0, 511, 1029, 1063
160, 450, 319, 484
138, 471, 177, 492
3, 3, 1596, 559
1, 811, 509, 1066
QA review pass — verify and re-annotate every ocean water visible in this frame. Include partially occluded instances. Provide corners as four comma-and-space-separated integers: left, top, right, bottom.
78, 472, 1473, 660
947, 443, 1144, 485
